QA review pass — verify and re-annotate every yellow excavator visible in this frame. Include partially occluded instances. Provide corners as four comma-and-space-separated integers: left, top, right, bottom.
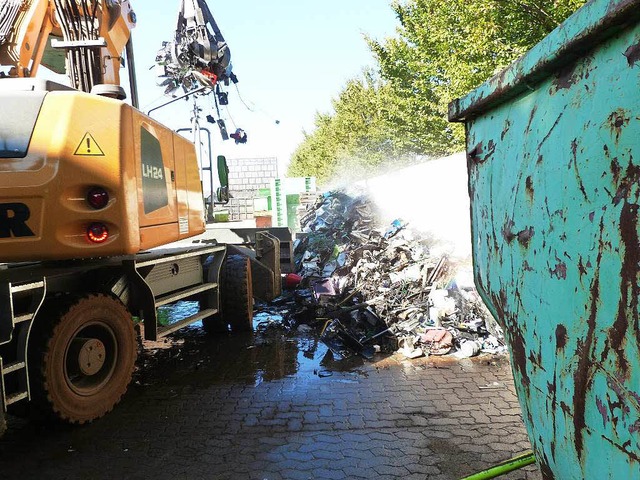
0, 0, 282, 436
0, 0, 209, 261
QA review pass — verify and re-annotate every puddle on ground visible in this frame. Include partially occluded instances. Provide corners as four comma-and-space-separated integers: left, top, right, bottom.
137, 301, 371, 393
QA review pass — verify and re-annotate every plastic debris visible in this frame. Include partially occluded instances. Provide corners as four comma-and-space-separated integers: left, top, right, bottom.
284, 273, 303, 289
288, 188, 505, 361
453, 339, 482, 358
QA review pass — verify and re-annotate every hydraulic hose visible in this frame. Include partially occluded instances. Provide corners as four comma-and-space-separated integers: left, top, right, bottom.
460, 451, 536, 480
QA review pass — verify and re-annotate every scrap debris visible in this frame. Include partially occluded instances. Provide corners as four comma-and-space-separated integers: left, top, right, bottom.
155, 0, 235, 95
268, 189, 507, 362
154, 0, 246, 144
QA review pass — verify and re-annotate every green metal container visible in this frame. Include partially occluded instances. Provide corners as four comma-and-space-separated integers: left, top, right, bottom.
449, 1, 640, 478
286, 194, 300, 233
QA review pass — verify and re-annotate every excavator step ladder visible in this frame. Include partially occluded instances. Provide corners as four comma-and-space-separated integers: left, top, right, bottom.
125, 245, 225, 341
0, 279, 46, 410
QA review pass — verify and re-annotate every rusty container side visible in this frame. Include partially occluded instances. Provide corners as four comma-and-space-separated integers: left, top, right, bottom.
449, 0, 640, 478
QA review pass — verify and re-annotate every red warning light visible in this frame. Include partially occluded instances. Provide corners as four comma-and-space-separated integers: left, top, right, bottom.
87, 187, 109, 209
87, 223, 109, 243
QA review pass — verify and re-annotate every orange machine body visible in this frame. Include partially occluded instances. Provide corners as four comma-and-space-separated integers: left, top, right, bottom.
0, 80, 205, 262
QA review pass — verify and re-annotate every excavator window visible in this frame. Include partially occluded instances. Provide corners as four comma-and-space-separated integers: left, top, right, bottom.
141, 127, 169, 214
41, 35, 66, 75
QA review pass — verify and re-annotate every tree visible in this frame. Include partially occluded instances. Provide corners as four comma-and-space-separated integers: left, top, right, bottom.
369, 0, 587, 154
288, 0, 587, 183
288, 71, 408, 184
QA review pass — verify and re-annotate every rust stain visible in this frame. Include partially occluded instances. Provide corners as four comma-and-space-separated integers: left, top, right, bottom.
550, 259, 567, 280
492, 288, 530, 390
578, 256, 588, 276
569, 139, 589, 202
486, 140, 496, 162
623, 41, 640, 66
611, 157, 622, 184
468, 140, 496, 164
553, 62, 580, 90
601, 435, 640, 463
548, 373, 558, 455
613, 159, 640, 206
510, 326, 530, 388
526, 176, 535, 201
600, 369, 640, 438
488, 184, 501, 254
572, 223, 604, 459
537, 110, 566, 153
525, 105, 538, 134
517, 227, 535, 248
502, 219, 516, 243
468, 142, 484, 164
555, 324, 568, 349
596, 396, 610, 427
608, 109, 630, 143
607, 197, 640, 376
546, 380, 556, 395
501, 119, 512, 141
573, 338, 594, 458
502, 221, 535, 248
538, 451, 556, 480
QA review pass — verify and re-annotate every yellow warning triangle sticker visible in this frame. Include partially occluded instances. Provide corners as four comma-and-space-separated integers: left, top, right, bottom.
74, 133, 105, 156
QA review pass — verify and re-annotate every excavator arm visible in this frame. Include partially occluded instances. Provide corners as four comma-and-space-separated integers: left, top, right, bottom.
0, 0, 56, 78
0, 0, 136, 98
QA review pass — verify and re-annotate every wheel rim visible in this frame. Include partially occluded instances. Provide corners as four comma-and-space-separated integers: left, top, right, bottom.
63, 321, 118, 396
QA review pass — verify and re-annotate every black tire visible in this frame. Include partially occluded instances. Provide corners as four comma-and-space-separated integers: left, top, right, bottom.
201, 254, 254, 333
221, 254, 253, 332
29, 294, 137, 424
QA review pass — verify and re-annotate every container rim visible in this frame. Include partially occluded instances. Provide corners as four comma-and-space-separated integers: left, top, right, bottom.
448, 0, 640, 122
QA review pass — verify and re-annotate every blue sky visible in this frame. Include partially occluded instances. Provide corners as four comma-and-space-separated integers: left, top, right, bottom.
130, 0, 399, 174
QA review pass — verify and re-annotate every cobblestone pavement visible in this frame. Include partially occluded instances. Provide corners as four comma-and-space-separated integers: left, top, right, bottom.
0, 326, 541, 480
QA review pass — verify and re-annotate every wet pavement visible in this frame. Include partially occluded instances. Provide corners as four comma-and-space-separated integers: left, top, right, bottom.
0, 316, 541, 480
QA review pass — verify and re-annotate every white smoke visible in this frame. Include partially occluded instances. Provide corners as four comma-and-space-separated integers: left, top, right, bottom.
353, 152, 471, 258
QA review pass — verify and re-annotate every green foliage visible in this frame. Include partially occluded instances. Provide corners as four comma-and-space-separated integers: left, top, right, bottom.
288, 0, 587, 184
288, 71, 409, 184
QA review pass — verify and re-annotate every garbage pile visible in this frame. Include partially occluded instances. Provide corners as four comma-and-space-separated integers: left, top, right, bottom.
289, 189, 506, 361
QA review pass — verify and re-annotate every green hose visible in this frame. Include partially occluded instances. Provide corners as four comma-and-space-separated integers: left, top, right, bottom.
460, 451, 536, 480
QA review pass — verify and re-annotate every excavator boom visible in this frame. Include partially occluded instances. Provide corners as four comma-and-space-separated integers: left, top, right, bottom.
0, 0, 55, 78
0, 0, 136, 97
